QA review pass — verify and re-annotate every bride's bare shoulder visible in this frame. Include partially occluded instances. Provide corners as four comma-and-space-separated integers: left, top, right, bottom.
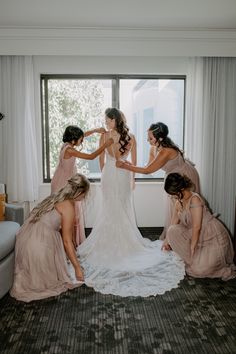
103, 131, 115, 142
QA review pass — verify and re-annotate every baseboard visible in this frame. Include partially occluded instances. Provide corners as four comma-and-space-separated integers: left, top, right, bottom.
85, 227, 163, 238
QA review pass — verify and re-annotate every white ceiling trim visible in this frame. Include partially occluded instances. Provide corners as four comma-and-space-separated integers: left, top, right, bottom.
0, 27, 236, 56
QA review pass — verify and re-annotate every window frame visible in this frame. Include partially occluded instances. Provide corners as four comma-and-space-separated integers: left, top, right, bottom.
41, 74, 186, 183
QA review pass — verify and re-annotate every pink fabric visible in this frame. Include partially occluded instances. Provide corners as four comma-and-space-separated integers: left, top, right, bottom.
51, 143, 77, 193
51, 143, 85, 246
160, 153, 200, 240
10, 209, 81, 302
166, 193, 236, 280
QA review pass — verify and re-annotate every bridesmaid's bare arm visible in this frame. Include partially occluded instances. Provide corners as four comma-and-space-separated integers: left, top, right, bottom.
161, 202, 179, 251
99, 134, 106, 171
190, 196, 203, 256
66, 138, 113, 160
84, 127, 106, 137
55, 200, 84, 280
117, 149, 172, 174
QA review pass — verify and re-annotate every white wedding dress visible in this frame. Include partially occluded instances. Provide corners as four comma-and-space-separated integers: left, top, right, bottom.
78, 147, 185, 297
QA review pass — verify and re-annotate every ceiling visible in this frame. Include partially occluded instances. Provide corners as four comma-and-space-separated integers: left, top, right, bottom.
0, 0, 236, 29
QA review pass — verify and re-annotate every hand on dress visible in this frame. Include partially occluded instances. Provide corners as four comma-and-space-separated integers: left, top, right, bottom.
116, 160, 125, 168
105, 137, 114, 146
95, 127, 106, 134
72, 233, 77, 250
75, 265, 84, 282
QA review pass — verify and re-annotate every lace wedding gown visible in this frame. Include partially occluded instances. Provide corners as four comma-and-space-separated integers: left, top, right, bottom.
78, 148, 185, 297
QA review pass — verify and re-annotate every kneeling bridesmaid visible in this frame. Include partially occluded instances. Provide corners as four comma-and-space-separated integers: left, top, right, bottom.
10, 173, 90, 302
162, 173, 236, 280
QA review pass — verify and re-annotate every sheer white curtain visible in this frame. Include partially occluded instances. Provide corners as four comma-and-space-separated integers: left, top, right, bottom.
0, 56, 39, 202
186, 57, 236, 234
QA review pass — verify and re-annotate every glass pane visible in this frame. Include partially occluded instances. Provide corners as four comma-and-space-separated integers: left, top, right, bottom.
48, 79, 112, 179
120, 79, 185, 178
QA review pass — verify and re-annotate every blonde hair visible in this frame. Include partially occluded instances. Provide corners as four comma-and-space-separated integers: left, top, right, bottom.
30, 173, 90, 223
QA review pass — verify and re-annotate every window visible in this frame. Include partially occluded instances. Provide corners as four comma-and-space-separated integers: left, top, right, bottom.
119, 78, 185, 178
41, 75, 185, 182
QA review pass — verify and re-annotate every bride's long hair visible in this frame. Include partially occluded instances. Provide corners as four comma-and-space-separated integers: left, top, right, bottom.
30, 173, 90, 223
105, 107, 131, 155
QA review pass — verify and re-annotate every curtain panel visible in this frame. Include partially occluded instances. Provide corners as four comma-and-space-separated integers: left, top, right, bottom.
186, 57, 236, 234
0, 56, 39, 202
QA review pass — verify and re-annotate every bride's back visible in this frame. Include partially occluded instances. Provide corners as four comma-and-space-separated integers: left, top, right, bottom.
104, 130, 133, 160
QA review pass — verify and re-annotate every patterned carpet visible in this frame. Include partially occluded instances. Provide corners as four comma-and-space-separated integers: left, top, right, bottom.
0, 228, 236, 354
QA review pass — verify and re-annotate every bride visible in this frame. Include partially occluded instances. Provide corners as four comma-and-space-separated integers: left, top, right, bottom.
78, 108, 185, 297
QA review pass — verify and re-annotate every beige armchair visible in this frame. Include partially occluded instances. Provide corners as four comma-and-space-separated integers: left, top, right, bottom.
0, 204, 24, 299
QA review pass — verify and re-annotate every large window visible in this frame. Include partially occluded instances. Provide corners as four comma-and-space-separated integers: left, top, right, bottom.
41, 75, 185, 182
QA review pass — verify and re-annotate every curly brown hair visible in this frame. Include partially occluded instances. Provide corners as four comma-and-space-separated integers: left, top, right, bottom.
105, 108, 131, 155
164, 173, 194, 201
149, 122, 184, 159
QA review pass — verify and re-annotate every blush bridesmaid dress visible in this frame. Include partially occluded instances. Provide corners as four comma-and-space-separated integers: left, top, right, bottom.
10, 209, 81, 302
51, 143, 86, 246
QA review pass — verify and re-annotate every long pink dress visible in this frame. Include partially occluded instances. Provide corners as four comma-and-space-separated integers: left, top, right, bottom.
10, 209, 81, 302
160, 152, 200, 239
166, 193, 236, 280
51, 143, 85, 246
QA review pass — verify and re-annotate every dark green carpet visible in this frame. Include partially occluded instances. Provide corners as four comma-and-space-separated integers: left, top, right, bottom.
0, 228, 236, 354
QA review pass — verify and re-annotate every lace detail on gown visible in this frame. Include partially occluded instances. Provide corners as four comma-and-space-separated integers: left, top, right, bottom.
78, 147, 185, 297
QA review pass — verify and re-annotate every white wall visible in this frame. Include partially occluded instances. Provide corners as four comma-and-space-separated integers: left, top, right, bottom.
0, 118, 3, 184
33, 55, 188, 227
36, 181, 167, 228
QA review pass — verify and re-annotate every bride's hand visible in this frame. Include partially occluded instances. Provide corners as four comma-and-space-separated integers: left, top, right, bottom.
75, 265, 84, 282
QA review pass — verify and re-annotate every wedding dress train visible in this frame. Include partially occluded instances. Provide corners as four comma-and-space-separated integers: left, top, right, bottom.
78, 151, 185, 297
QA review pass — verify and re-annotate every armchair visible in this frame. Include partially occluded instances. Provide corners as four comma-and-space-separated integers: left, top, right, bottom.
0, 203, 24, 299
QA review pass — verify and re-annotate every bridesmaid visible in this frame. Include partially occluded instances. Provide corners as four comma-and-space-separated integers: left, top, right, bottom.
116, 122, 200, 239
11, 174, 90, 302
51, 125, 113, 246
162, 173, 236, 280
